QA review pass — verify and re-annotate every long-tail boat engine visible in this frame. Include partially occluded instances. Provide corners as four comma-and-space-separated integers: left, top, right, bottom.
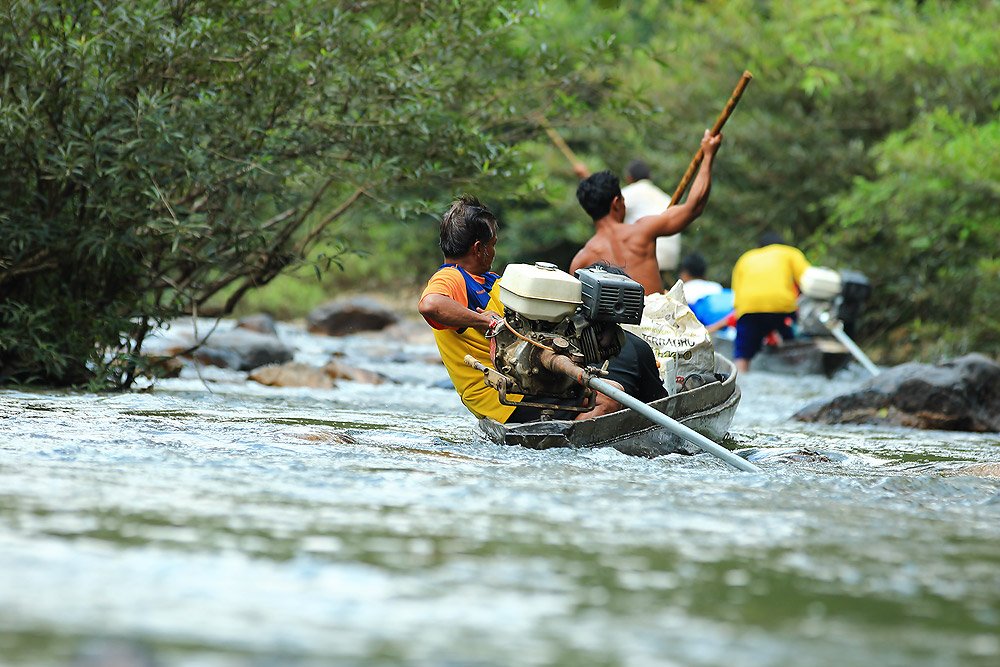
477, 262, 645, 413
797, 267, 872, 337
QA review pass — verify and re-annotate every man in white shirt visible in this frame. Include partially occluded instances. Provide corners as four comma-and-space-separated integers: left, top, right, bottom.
621, 160, 680, 280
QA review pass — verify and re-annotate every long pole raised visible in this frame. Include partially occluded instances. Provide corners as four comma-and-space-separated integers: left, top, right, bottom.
534, 113, 582, 167
669, 70, 753, 206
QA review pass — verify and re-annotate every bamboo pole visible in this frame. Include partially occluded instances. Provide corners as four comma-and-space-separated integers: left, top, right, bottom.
669, 70, 753, 206
533, 113, 583, 168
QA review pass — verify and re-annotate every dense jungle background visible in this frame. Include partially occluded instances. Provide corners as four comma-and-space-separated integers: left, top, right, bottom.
2, 0, 998, 387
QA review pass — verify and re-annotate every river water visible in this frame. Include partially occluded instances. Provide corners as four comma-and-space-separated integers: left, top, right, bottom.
1, 320, 998, 667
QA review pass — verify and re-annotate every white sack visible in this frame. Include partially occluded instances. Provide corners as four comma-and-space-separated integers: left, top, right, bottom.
623, 280, 716, 394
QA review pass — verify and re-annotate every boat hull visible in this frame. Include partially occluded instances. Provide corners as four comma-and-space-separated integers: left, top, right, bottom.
712, 334, 850, 377
477, 354, 741, 458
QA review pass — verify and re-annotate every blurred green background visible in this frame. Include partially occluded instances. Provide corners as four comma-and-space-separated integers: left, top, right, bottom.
2, 0, 997, 386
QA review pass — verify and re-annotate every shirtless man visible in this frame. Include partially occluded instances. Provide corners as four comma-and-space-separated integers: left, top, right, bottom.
569, 130, 722, 295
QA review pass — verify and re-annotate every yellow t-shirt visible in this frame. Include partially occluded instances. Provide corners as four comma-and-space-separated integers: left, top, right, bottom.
420, 267, 522, 422
732, 244, 811, 317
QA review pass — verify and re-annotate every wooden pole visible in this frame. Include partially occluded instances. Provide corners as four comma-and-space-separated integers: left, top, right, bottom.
533, 113, 582, 168
669, 70, 753, 206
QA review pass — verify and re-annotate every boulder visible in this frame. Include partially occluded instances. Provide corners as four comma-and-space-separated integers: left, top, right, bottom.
307, 297, 398, 336
793, 353, 1000, 432
236, 313, 279, 335
945, 463, 1000, 478
170, 328, 293, 371
249, 359, 394, 388
322, 359, 394, 385
249, 362, 336, 389
142, 355, 185, 379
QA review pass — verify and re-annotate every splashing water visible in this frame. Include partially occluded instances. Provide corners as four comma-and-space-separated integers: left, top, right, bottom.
0, 322, 997, 667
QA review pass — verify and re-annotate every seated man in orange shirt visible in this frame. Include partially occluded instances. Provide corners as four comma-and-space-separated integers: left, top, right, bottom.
417, 195, 664, 423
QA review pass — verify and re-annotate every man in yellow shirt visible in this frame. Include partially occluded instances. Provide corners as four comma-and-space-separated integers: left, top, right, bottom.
730, 232, 812, 373
418, 195, 664, 423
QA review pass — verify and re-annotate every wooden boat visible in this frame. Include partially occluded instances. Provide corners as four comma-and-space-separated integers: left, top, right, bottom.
711, 333, 851, 377
477, 353, 741, 458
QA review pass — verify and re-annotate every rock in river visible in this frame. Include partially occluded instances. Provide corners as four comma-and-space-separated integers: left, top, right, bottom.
249, 362, 336, 389
163, 327, 294, 371
248, 358, 394, 388
236, 313, 279, 335
793, 353, 1000, 432
307, 297, 398, 336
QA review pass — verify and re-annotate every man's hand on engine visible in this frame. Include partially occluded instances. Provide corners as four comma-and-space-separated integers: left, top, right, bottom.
485, 316, 506, 338
475, 308, 505, 337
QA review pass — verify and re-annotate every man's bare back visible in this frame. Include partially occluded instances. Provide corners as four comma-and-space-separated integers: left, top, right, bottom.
570, 224, 666, 294
570, 131, 722, 295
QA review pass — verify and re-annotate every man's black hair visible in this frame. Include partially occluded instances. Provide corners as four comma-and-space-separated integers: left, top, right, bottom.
583, 260, 628, 276
758, 231, 785, 247
625, 159, 651, 182
679, 252, 708, 279
576, 170, 621, 222
439, 194, 498, 258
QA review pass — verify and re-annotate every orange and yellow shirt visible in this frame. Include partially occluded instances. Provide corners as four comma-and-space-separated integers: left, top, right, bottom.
420, 267, 523, 422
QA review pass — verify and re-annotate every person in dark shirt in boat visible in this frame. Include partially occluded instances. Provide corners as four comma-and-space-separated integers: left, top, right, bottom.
569, 130, 723, 295
417, 195, 665, 424
730, 231, 812, 373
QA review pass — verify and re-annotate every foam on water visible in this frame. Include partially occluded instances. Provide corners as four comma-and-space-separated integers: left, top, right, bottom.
1, 326, 998, 666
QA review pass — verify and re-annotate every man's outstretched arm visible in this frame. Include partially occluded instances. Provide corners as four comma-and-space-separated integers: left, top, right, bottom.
635, 130, 722, 239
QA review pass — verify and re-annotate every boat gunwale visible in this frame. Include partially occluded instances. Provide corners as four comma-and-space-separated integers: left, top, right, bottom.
479, 353, 740, 450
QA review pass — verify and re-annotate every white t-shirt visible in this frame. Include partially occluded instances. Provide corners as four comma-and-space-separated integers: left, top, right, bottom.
621, 179, 680, 271
682, 278, 723, 306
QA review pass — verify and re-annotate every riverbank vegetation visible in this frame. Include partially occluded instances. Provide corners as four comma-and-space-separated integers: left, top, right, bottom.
2, 1, 997, 387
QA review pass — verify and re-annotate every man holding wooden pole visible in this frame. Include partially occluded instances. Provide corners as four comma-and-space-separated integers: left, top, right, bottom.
569, 130, 723, 295
558, 71, 752, 295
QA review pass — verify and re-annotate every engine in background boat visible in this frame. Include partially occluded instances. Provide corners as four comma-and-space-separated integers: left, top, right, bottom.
490, 263, 645, 410
797, 268, 872, 338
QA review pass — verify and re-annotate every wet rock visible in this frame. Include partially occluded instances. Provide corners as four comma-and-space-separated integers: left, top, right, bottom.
292, 431, 358, 445
170, 328, 293, 371
793, 353, 1000, 432
307, 297, 399, 336
249, 362, 336, 389
742, 446, 843, 464
142, 355, 184, 379
430, 377, 455, 390
946, 463, 1000, 478
249, 359, 394, 388
375, 319, 436, 345
322, 359, 394, 385
236, 313, 278, 335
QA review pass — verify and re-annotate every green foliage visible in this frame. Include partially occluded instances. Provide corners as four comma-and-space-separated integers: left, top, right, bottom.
2, 0, 997, 384
566, 0, 1000, 269
0, 0, 615, 386
819, 110, 1000, 361
496, 0, 1000, 359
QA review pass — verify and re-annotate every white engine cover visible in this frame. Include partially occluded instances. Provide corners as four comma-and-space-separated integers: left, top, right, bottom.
499, 262, 582, 322
800, 266, 842, 300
